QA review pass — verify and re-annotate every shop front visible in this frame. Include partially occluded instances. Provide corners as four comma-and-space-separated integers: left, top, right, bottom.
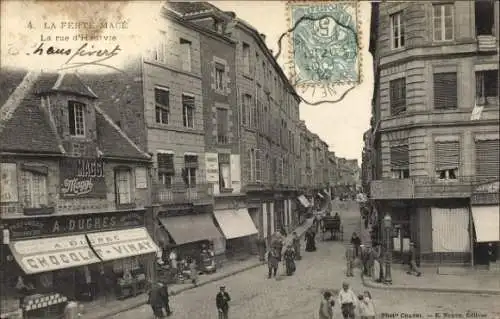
0, 210, 158, 319
157, 209, 223, 267
213, 208, 258, 259
470, 180, 500, 269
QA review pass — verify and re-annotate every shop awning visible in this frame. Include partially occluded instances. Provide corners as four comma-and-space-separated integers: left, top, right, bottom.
214, 209, 258, 239
9, 235, 100, 274
86, 227, 159, 261
297, 195, 311, 208
317, 192, 324, 199
471, 206, 500, 243
158, 214, 222, 245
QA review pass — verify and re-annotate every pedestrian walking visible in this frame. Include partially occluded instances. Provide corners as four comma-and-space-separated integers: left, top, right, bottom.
350, 232, 361, 257
160, 281, 172, 317
345, 244, 355, 277
338, 282, 357, 319
318, 291, 334, 319
406, 242, 422, 277
358, 291, 376, 319
148, 281, 166, 318
292, 231, 302, 260
305, 228, 316, 252
283, 244, 296, 276
216, 285, 230, 319
267, 248, 279, 279
189, 259, 199, 285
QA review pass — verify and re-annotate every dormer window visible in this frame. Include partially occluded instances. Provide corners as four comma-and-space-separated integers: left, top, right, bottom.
68, 101, 85, 137
214, 20, 224, 33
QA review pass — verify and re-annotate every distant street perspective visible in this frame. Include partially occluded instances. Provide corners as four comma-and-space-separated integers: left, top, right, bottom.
109, 201, 500, 319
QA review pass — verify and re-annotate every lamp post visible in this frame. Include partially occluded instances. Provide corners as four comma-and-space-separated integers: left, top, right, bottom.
383, 214, 392, 284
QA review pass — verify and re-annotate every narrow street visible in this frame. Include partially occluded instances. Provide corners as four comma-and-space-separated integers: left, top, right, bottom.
108, 204, 499, 319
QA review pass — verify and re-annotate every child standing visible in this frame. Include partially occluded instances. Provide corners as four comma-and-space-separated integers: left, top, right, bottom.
358, 291, 376, 319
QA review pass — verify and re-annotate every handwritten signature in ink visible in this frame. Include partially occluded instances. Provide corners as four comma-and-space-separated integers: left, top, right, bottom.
31, 42, 122, 72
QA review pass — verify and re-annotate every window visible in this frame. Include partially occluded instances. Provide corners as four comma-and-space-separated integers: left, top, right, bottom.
475, 70, 499, 106
390, 78, 406, 115
433, 4, 454, 41
249, 149, 255, 181
435, 141, 460, 180
182, 94, 195, 128
183, 155, 198, 187
155, 87, 169, 124
475, 139, 500, 181
390, 11, 405, 49
68, 101, 85, 136
218, 153, 231, 190
390, 144, 409, 179
115, 169, 132, 204
475, 0, 495, 35
215, 63, 225, 91
242, 43, 250, 74
434, 72, 457, 109
216, 108, 229, 144
23, 169, 48, 208
241, 94, 252, 125
155, 31, 167, 63
255, 149, 262, 182
157, 153, 174, 187
180, 38, 192, 72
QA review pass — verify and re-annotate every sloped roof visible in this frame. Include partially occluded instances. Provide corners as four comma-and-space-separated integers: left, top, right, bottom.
0, 69, 149, 161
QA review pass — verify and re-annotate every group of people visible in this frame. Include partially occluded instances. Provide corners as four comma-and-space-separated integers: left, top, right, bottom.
267, 230, 304, 278
319, 282, 376, 319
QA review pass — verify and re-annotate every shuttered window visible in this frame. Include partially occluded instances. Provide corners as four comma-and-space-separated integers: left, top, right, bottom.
390, 145, 409, 169
433, 72, 457, 109
476, 139, 500, 181
390, 78, 406, 115
184, 155, 198, 168
255, 149, 262, 182
435, 142, 460, 171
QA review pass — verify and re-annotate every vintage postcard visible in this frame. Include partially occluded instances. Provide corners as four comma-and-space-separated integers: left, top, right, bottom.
0, 1, 499, 319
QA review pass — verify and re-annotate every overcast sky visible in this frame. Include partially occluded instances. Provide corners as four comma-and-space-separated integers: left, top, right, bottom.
210, 1, 373, 163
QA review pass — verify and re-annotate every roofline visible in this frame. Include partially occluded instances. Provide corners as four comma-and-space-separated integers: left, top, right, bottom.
162, 7, 236, 46
233, 18, 300, 101
102, 156, 152, 163
0, 151, 63, 157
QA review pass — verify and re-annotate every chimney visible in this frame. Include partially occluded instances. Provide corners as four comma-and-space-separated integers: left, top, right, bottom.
260, 33, 266, 41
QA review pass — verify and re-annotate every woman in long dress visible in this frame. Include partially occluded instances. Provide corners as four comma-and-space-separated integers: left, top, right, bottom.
305, 229, 316, 252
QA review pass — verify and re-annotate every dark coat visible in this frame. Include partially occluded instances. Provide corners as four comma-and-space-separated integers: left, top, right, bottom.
148, 283, 165, 307
216, 291, 231, 311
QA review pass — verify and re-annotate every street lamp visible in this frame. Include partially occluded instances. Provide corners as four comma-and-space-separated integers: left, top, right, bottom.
383, 213, 392, 284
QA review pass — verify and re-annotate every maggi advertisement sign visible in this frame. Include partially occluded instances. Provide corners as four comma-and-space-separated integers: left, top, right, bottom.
59, 158, 107, 198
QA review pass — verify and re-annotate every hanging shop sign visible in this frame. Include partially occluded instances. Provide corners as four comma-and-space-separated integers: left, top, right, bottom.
59, 157, 107, 198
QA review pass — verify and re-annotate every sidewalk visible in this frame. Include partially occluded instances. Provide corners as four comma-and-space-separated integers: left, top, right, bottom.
358, 217, 500, 295
87, 218, 315, 319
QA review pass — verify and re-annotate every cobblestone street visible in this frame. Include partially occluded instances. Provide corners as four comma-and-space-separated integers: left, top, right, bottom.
108, 205, 500, 319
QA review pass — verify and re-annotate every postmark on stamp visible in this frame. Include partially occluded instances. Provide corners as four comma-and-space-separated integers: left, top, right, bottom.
284, 1, 361, 105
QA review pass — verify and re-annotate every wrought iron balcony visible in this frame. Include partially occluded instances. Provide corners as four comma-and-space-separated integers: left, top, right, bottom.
477, 35, 497, 52
152, 170, 213, 205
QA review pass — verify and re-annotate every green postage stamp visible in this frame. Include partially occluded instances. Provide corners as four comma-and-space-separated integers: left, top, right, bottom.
286, 1, 362, 103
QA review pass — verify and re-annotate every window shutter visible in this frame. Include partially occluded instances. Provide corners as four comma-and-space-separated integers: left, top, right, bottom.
255, 149, 262, 182
476, 140, 500, 181
435, 141, 460, 170
68, 102, 76, 135
433, 72, 457, 109
390, 145, 409, 169
390, 78, 406, 115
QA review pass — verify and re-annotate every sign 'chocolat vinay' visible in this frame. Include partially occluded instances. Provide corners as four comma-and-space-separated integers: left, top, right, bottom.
59, 157, 107, 198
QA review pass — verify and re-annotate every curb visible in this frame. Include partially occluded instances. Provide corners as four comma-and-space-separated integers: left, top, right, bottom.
360, 271, 500, 296
95, 261, 264, 319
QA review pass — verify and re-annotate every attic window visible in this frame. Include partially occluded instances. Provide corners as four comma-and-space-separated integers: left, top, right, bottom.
68, 101, 86, 137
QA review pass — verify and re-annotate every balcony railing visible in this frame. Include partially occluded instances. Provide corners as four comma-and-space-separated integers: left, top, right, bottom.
370, 175, 498, 200
477, 35, 497, 52
217, 135, 229, 144
152, 181, 213, 205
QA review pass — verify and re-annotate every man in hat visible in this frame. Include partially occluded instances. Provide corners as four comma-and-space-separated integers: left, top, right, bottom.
216, 285, 231, 319
407, 242, 422, 276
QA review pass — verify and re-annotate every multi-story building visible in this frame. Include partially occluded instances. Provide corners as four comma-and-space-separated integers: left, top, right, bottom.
369, 1, 499, 267
87, 7, 219, 262
169, 2, 307, 245
0, 70, 157, 315
361, 128, 373, 196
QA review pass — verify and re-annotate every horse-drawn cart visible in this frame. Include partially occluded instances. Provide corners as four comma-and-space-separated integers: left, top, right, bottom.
320, 214, 343, 241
